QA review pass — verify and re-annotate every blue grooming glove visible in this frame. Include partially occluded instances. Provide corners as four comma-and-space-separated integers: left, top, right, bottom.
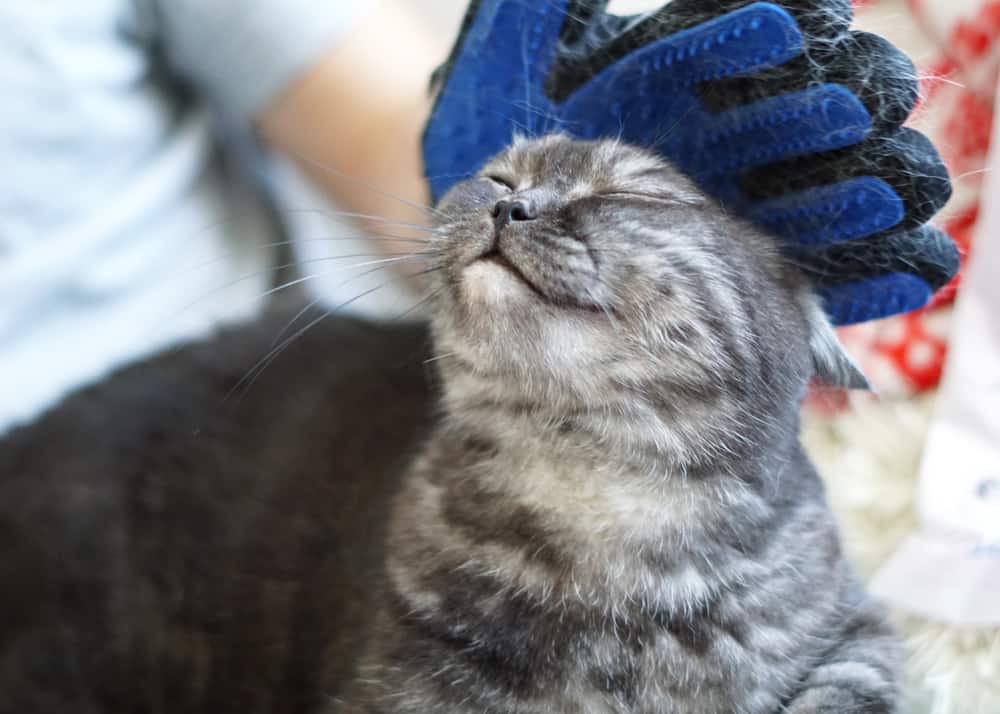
423, 0, 958, 325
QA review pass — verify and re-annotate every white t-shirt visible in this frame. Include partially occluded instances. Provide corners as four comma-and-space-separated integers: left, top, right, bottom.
0, 1, 361, 433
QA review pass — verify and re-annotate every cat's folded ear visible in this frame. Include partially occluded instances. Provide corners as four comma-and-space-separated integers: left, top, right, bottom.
802, 293, 871, 391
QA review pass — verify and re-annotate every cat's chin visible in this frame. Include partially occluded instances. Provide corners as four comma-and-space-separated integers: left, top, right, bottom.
460, 258, 538, 309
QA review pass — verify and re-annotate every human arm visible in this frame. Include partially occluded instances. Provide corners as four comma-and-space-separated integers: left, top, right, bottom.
148, 0, 443, 260
257, 1, 444, 253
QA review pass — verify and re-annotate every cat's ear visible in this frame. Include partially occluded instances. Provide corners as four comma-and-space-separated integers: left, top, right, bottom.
801, 293, 871, 391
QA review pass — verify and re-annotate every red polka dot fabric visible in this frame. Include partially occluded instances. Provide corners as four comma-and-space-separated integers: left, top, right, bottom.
828, 0, 997, 399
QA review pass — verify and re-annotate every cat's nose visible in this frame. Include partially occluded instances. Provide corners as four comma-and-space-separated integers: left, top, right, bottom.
492, 197, 537, 230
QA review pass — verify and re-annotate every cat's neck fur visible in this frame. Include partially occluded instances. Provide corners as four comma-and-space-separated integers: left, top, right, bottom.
437, 351, 801, 477
388, 364, 803, 615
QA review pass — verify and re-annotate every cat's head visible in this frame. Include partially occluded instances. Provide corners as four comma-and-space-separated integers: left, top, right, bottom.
428, 135, 863, 452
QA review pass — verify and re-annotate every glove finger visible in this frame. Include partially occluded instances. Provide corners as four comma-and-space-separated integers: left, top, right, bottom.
553, 2, 804, 105
698, 31, 918, 133
819, 275, 932, 324
797, 225, 960, 324
425, 0, 574, 199
554, 0, 850, 103
745, 177, 906, 246
430, 0, 487, 92
674, 84, 870, 182
432, 0, 570, 91
739, 127, 953, 232
605, 0, 851, 54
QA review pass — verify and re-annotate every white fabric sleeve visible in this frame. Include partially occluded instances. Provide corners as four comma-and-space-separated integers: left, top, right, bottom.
149, 0, 368, 121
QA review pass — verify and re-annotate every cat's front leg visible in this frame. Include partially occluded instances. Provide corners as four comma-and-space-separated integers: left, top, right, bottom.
783, 588, 900, 714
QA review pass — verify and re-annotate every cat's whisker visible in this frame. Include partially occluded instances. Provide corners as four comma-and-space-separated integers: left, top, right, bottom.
423, 350, 458, 365
227, 269, 428, 403
294, 232, 432, 244
268, 263, 439, 348
153, 210, 438, 264
510, 99, 562, 127
183, 253, 425, 310
954, 167, 992, 182
278, 149, 447, 220
506, 114, 535, 138
269, 259, 442, 357
226, 310, 329, 403
916, 74, 967, 89
393, 284, 444, 322
257, 255, 431, 302
275, 207, 442, 233
648, 104, 698, 152
158, 233, 433, 296
165, 254, 431, 333
268, 296, 325, 349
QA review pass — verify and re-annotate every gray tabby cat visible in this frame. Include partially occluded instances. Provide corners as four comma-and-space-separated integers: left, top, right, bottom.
0, 135, 897, 713
341, 135, 896, 713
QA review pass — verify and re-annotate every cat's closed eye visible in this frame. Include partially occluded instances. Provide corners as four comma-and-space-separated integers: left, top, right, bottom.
594, 190, 697, 206
485, 175, 516, 191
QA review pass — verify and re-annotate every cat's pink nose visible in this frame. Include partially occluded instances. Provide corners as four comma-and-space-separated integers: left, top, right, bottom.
492, 197, 537, 230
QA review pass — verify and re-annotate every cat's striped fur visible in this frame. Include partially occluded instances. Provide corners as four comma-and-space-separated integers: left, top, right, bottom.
343, 136, 897, 713
0, 136, 895, 713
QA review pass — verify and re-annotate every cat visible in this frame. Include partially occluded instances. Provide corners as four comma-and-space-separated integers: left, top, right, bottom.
0, 135, 897, 713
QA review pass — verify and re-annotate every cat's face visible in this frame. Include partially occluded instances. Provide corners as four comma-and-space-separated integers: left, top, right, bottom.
429, 135, 842, 417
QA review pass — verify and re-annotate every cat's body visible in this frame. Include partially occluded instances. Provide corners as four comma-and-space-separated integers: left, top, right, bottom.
0, 312, 434, 713
1, 136, 897, 713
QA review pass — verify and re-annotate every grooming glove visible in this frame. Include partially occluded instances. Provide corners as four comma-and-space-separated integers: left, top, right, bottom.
423, 0, 958, 324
